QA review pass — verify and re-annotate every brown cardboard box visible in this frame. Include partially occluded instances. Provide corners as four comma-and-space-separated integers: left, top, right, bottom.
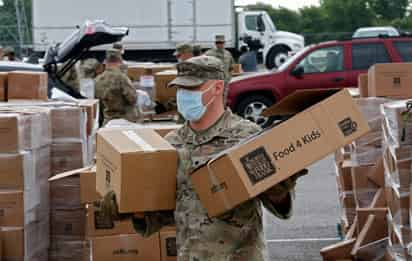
0, 72, 7, 101
50, 106, 87, 140
358, 73, 368, 97
336, 162, 352, 191
86, 203, 135, 238
368, 63, 412, 98
80, 166, 101, 204
96, 128, 177, 213
49, 166, 94, 209
192, 89, 370, 217
0, 190, 24, 227
159, 227, 177, 261
79, 99, 99, 136
50, 208, 86, 238
51, 141, 87, 175
128, 64, 175, 82
90, 233, 161, 261
232, 64, 243, 75
6, 71, 48, 100
0, 152, 29, 190
154, 70, 177, 105
104, 122, 181, 138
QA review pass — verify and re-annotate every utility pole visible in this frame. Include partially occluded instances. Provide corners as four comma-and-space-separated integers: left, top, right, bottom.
15, 0, 24, 52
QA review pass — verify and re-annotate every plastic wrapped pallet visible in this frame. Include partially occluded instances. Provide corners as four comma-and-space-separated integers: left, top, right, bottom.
50, 208, 86, 240
49, 239, 90, 261
50, 106, 87, 141
51, 141, 87, 176
382, 100, 412, 147
0, 111, 51, 153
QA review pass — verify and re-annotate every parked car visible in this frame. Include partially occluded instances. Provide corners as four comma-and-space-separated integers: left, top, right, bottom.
228, 35, 412, 127
353, 26, 399, 38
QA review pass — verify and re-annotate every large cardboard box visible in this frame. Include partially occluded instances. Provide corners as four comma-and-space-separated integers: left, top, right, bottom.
90, 233, 161, 261
154, 70, 177, 105
80, 166, 101, 204
86, 203, 135, 238
191, 89, 370, 217
358, 73, 369, 97
78, 99, 99, 136
368, 63, 412, 98
159, 227, 177, 261
51, 141, 87, 175
50, 106, 87, 140
5, 71, 48, 100
0, 191, 24, 227
50, 208, 86, 239
127, 64, 175, 82
96, 128, 177, 213
0, 72, 7, 101
104, 121, 181, 138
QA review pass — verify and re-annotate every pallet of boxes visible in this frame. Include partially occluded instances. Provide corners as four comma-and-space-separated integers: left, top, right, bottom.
0, 70, 98, 260
321, 62, 412, 260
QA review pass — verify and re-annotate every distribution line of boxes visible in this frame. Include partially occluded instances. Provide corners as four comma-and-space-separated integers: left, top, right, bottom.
321, 62, 412, 260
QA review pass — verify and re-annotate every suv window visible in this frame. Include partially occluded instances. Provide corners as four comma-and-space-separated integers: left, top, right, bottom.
296, 46, 344, 74
394, 41, 412, 62
245, 15, 264, 32
352, 43, 390, 70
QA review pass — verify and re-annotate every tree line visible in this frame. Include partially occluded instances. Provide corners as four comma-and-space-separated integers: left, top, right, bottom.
246, 0, 412, 44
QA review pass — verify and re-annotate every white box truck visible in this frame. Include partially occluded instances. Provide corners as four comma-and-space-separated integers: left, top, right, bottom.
32, 0, 304, 68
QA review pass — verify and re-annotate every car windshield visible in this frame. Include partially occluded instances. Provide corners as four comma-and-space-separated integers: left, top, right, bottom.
276, 45, 313, 72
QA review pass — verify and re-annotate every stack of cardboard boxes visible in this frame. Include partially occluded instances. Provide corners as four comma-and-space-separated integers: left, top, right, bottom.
321, 62, 412, 260
0, 108, 52, 261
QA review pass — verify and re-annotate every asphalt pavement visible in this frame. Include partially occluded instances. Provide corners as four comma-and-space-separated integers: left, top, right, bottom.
264, 155, 341, 261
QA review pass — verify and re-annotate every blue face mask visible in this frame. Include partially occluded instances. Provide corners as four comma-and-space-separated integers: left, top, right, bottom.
177, 84, 215, 122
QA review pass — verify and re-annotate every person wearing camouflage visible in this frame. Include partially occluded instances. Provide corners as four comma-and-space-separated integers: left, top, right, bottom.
205, 35, 235, 104
132, 56, 307, 261
95, 48, 140, 126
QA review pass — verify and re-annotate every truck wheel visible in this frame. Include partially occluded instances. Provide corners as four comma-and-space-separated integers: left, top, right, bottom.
236, 94, 275, 128
266, 46, 290, 70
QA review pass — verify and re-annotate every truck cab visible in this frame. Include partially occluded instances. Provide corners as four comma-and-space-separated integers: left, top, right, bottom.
237, 10, 305, 69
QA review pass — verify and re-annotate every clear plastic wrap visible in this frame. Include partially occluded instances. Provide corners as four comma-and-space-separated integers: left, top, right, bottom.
50, 208, 86, 239
49, 238, 90, 261
386, 186, 410, 227
349, 146, 383, 166
50, 106, 87, 142
382, 100, 412, 147
51, 141, 87, 176
339, 191, 356, 226
383, 147, 412, 192
50, 175, 82, 210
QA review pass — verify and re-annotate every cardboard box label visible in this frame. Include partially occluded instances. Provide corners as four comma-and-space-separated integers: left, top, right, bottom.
165, 237, 177, 257
240, 147, 276, 185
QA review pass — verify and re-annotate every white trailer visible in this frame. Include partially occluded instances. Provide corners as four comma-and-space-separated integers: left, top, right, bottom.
32, 0, 304, 68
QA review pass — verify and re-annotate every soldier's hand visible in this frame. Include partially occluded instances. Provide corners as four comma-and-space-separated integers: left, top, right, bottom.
264, 169, 308, 203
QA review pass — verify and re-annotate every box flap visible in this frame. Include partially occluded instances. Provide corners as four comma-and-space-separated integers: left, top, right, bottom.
262, 89, 341, 117
49, 166, 94, 182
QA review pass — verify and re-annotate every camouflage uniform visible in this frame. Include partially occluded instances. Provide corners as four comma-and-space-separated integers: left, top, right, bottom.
79, 58, 100, 79
95, 67, 140, 125
132, 56, 294, 261
60, 61, 80, 91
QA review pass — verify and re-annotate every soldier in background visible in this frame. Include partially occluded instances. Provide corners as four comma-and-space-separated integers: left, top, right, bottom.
60, 61, 80, 91
174, 43, 193, 62
95, 48, 140, 126
113, 42, 128, 74
130, 56, 308, 260
205, 35, 235, 103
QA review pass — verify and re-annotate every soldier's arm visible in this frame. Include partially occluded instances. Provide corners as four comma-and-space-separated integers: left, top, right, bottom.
132, 211, 175, 237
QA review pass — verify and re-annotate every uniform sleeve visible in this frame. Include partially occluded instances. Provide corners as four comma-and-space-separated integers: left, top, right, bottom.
132, 211, 175, 237
121, 76, 137, 105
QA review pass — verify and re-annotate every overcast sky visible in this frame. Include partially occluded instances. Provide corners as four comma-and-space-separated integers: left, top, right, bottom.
236, 0, 320, 11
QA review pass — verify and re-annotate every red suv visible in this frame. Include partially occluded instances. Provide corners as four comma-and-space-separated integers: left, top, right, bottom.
228, 36, 412, 126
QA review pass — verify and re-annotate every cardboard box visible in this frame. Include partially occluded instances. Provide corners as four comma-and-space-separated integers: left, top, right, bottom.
0, 190, 24, 227
368, 63, 412, 98
159, 227, 177, 261
154, 70, 177, 105
51, 141, 87, 175
86, 203, 135, 238
51, 106, 87, 140
91, 233, 161, 261
0, 152, 32, 190
79, 99, 100, 136
6, 71, 48, 100
80, 166, 101, 204
50, 208, 86, 238
192, 89, 370, 217
0, 72, 7, 101
358, 73, 368, 97
127, 64, 175, 82
96, 128, 177, 213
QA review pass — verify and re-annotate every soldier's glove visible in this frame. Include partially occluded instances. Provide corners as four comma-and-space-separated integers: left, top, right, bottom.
132, 211, 175, 237
264, 169, 308, 203
98, 191, 121, 222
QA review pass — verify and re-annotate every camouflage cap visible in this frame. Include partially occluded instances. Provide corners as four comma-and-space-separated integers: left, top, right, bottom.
174, 43, 193, 56
215, 34, 225, 42
81, 58, 100, 75
168, 55, 225, 88
105, 48, 122, 60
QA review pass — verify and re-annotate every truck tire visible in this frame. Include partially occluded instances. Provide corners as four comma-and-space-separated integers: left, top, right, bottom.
266, 46, 290, 70
236, 94, 275, 128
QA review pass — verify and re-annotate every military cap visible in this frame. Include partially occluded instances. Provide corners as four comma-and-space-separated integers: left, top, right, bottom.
215, 35, 226, 43
168, 55, 225, 88
174, 43, 193, 56
105, 48, 122, 60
